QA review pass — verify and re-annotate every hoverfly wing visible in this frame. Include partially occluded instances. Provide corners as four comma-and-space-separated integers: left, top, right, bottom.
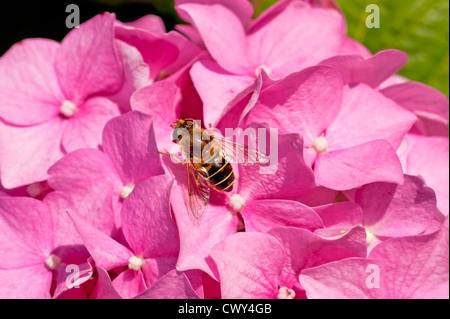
211, 136, 269, 166
185, 163, 210, 221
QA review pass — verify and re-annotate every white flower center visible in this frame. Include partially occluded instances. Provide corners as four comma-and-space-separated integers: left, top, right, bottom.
128, 256, 145, 271
26, 182, 43, 198
45, 254, 61, 270
60, 100, 78, 118
366, 229, 376, 245
311, 137, 329, 154
120, 183, 135, 199
277, 286, 295, 299
228, 194, 246, 212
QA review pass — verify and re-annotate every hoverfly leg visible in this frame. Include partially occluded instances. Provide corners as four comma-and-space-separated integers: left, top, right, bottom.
157, 149, 171, 156
157, 149, 186, 165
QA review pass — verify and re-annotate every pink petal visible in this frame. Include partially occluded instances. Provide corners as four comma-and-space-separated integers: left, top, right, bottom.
314, 140, 404, 190
190, 59, 255, 127
107, 40, 150, 111
135, 269, 201, 299
412, 113, 449, 137
244, 66, 343, 143
160, 31, 203, 77
319, 49, 408, 88
176, 3, 249, 74
56, 13, 123, 104
269, 225, 367, 288
214, 68, 275, 131
238, 132, 315, 201
61, 97, 120, 153
368, 218, 449, 298
356, 175, 438, 237
130, 81, 179, 120
175, 0, 254, 27
338, 36, 371, 57
124, 14, 166, 34
241, 199, 323, 233
326, 84, 417, 150
0, 265, 52, 299
90, 267, 122, 299
0, 197, 54, 269
399, 134, 449, 215
380, 81, 449, 136
299, 257, 384, 299
141, 257, 178, 287
313, 202, 364, 235
102, 111, 165, 185
112, 268, 147, 299
121, 175, 178, 258
0, 39, 63, 125
210, 232, 286, 299
0, 118, 65, 188
67, 211, 133, 270
301, 219, 449, 299
46, 148, 119, 239
53, 259, 94, 298
170, 185, 239, 280
246, 3, 346, 78
292, 186, 339, 207
114, 22, 179, 81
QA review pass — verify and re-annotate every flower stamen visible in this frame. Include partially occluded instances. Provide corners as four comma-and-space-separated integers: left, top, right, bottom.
60, 100, 78, 118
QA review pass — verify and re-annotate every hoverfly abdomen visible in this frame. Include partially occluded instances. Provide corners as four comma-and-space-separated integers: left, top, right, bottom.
206, 160, 235, 192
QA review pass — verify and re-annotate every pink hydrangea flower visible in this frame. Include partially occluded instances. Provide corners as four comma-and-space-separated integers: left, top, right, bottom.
399, 134, 449, 215
0, 13, 123, 188
176, 0, 370, 126
67, 175, 181, 298
243, 66, 417, 190
381, 82, 449, 136
45, 111, 164, 236
0, 0, 448, 300
299, 217, 449, 299
91, 267, 200, 299
210, 226, 366, 299
0, 196, 92, 298
314, 175, 444, 253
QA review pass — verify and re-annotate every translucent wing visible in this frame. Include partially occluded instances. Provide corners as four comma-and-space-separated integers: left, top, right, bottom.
185, 163, 210, 221
209, 136, 269, 166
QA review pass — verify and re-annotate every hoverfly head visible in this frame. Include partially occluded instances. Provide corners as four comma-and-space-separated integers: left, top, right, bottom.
172, 119, 194, 144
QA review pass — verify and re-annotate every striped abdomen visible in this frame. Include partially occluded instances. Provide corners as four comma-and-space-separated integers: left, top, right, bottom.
205, 161, 235, 192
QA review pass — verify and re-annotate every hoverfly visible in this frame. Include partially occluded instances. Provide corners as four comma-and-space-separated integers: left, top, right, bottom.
159, 119, 268, 221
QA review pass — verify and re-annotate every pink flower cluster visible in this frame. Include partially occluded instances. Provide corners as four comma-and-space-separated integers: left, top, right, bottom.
0, 0, 448, 299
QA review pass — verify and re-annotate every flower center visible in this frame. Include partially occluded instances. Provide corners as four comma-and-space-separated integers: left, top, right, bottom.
120, 183, 135, 199
366, 229, 376, 245
128, 256, 145, 271
228, 194, 246, 212
311, 137, 329, 154
60, 100, 78, 118
26, 182, 44, 198
45, 254, 61, 270
277, 286, 295, 299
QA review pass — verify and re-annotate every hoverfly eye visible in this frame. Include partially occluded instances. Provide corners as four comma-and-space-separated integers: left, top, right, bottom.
172, 128, 184, 143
